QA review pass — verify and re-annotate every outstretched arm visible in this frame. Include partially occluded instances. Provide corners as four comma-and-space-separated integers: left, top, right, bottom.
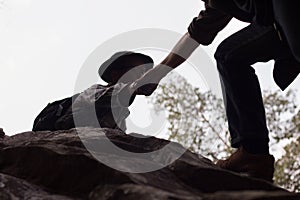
161, 32, 200, 70
131, 32, 200, 96
132, 3, 232, 96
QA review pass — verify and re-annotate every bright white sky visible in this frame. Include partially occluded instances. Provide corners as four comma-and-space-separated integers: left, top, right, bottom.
0, 0, 299, 136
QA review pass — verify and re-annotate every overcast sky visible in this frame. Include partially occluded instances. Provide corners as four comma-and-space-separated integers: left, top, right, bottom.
0, 0, 299, 136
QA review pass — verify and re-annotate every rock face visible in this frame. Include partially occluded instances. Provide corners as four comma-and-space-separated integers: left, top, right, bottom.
0, 173, 74, 200
0, 128, 299, 200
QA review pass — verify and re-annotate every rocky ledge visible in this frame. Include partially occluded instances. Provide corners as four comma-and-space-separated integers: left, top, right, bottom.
0, 128, 299, 200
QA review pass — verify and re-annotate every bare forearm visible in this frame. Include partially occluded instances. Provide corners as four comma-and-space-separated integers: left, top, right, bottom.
161, 32, 199, 70
143, 32, 200, 81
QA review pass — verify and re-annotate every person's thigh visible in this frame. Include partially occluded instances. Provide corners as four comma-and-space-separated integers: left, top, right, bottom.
215, 23, 282, 67
272, 0, 300, 62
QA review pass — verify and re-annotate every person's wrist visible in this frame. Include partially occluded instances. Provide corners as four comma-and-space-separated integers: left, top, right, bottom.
153, 64, 172, 80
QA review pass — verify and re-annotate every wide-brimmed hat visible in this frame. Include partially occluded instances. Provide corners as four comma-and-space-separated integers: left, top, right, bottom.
98, 51, 154, 83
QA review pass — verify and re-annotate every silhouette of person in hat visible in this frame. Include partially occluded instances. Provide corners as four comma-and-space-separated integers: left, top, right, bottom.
54, 51, 154, 131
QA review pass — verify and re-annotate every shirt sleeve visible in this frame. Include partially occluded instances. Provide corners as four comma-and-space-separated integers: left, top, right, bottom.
188, 3, 232, 45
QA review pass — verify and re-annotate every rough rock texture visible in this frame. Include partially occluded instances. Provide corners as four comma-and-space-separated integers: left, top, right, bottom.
0, 173, 75, 200
0, 128, 299, 200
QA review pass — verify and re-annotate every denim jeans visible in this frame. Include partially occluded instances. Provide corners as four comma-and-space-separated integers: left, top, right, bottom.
214, 22, 299, 149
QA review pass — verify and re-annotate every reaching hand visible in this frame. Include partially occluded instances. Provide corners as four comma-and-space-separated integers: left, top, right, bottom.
132, 81, 159, 96
130, 65, 171, 96
130, 73, 160, 96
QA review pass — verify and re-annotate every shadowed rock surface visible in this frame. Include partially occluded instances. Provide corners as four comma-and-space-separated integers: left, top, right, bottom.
0, 128, 299, 199
0, 173, 75, 200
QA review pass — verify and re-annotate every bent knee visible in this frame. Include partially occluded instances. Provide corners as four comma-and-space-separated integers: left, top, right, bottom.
214, 42, 237, 65
214, 44, 226, 64
214, 43, 236, 74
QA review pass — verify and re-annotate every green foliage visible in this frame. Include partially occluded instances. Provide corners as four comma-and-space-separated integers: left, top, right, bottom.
263, 90, 298, 144
275, 136, 300, 192
274, 111, 300, 192
150, 73, 299, 192
151, 74, 233, 160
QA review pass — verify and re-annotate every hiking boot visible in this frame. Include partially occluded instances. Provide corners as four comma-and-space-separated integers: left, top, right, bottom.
216, 147, 275, 182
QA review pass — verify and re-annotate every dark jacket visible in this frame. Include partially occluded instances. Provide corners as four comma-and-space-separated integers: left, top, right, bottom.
210, 0, 274, 25
233, 0, 274, 25
188, 0, 274, 45
188, 0, 299, 91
